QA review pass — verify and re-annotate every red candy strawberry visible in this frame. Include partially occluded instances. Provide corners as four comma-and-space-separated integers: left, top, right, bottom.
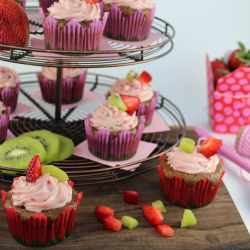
137, 71, 152, 84
199, 137, 222, 158
103, 216, 122, 232
211, 59, 229, 73
26, 155, 42, 183
0, 0, 29, 50
85, 0, 102, 3
124, 191, 139, 205
120, 94, 141, 116
94, 206, 114, 223
155, 223, 174, 237
142, 205, 164, 226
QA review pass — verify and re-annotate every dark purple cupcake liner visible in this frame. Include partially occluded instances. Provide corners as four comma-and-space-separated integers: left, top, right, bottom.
100, 3, 155, 41
36, 70, 88, 104
40, 8, 108, 51
0, 82, 21, 113
0, 107, 10, 144
85, 113, 145, 161
38, 0, 58, 13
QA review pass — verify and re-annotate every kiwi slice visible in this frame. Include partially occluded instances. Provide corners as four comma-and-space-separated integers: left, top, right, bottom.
54, 134, 74, 162
42, 165, 69, 182
0, 137, 47, 174
126, 70, 138, 82
108, 94, 127, 111
19, 130, 60, 164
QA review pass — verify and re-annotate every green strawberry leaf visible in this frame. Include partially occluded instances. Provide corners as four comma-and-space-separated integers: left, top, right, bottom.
235, 51, 246, 58
239, 58, 250, 63
217, 69, 230, 74
238, 41, 246, 52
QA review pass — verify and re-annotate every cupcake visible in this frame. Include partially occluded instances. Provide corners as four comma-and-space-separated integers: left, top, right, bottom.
0, 102, 10, 144
38, 0, 58, 13
158, 138, 225, 208
109, 71, 158, 126
100, 0, 155, 41
1, 156, 82, 247
40, 0, 108, 53
37, 67, 88, 104
0, 66, 21, 113
85, 94, 145, 161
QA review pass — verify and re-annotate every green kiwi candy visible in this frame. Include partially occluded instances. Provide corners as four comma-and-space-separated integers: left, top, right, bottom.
55, 134, 74, 162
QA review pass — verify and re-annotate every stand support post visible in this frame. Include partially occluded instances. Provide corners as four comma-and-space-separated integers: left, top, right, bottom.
55, 67, 63, 123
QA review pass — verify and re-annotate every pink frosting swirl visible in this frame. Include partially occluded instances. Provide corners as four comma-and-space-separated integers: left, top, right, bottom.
103, 0, 154, 9
11, 175, 72, 213
0, 66, 20, 88
109, 78, 154, 102
89, 100, 138, 131
0, 101, 6, 113
48, 0, 101, 21
42, 67, 86, 81
166, 147, 220, 174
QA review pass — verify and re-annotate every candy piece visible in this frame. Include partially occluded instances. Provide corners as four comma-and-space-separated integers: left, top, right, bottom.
142, 205, 164, 226
124, 191, 139, 205
156, 223, 174, 237
179, 138, 195, 154
137, 71, 152, 84
26, 155, 42, 183
94, 206, 114, 223
181, 209, 197, 228
108, 94, 127, 111
103, 216, 122, 232
121, 216, 139, 229
126, 70, 138, 82
120, 94, 141, 116
199, 137, 222, 158
42, 164, 69, 182
151, 200, 167, 212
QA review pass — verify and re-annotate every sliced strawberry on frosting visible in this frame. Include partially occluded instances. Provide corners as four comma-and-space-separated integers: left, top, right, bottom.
137, 71, 152, 84
199, 138, 222, 158
120, 94, 141, 116
26, 155, 42, 183
142, 205, 164, 226
85, 0, 102, 3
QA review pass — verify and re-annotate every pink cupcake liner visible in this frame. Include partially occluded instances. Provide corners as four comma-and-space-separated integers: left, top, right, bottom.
158, 165, 225, 208
1, 186, 82, 247
85, 113, 145, 161
40, 8, 108, 52
36, 70, 88, 104
236, 126, 250, 157
0, 82, 21, 113
38, 0, 58, 13
0, 107, 10, 144
100, 3, 155, 41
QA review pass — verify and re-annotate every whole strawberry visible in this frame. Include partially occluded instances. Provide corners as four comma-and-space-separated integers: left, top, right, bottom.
211, 58, 229, 73
213, 68, 230, 89
0, 0, 29, 50
228, 42, 246, 71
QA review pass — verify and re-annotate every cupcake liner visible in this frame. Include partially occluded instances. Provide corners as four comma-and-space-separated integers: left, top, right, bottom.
236, 126, 250, 157
85, 113, 145, 161
36, 70, 88, 104
0, 82, 21, 113
1, 189, 83, 247
38, 0, 58, 13
0, 107, 10, 144
158, 165, 225, 208
18, 0, 26, 9
40, 8, 108, 52
100, 3, 155, 41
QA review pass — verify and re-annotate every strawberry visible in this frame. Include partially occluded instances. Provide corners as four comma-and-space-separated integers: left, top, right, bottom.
142, 205, 164, 226
211, 59, 229, 73
155, 223, 174, 237
137, 71, 152, 84
124, 191, 139, 205
103, 216, 122, 232
213, 68, 230, 89
26, 155, 42, 183
0, 0, 29, 50
220, 159, 224, 164
199, 137, 222, 158
239, 62, 250, 68
85, 0, 102, 3
228, 42, 247, 71
120, 94, 141, 116
94, 206, 114, 223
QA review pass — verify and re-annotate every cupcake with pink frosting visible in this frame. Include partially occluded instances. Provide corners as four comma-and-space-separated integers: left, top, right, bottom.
100, 0, 155, 41
38, 0, 58, 13
0, 102, 10, 144
37, 66, 88, 104
0, 66, 21, 113
40, 0, 108, 53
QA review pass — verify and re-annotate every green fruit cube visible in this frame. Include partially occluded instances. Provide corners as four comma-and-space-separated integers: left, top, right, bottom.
121, 216, 139, 229
152, 200, 167, 212
108, 94, 127, 111
179, 138, 195, 154
181, 209, 197, 228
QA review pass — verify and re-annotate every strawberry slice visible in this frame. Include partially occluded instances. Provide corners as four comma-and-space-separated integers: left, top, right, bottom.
137, 71, 152, 84
85, 0, 102, 3
103, 216, 122, 232
142, 205, 164, 226
156, 223, 174, 237
124, 191, 139, 205
199, 137, 222, 158
26, 155, 42, 183
120, 94, 141, 116
94, 206, 114, 223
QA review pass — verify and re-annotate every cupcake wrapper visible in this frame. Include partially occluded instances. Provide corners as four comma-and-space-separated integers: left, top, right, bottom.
1, 189, 83, 247
18, 0, 26, 9
40, 8, 108, 51
158, 165, 225, 208
85, 113, 145, 161
100, 3, 155, 41
38, 0, 58, 13
0, 107, 10, 144
0, 82, 21, 113
36, 70, 87, 104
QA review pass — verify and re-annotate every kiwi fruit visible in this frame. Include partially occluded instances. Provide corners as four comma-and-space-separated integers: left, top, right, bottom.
42, 165, 69, 182
55, 134, 74, 162
18, 130, 60, 164
0, 137, 47, 174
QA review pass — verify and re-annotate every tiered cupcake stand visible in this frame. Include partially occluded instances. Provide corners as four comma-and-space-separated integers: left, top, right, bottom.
0, 6, 185, 185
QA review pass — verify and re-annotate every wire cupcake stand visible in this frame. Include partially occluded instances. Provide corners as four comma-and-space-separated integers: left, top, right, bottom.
0, 6, 186, 185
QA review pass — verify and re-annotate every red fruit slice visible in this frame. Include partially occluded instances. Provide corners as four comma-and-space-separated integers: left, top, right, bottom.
137, 71, 152, 84
199, 137, 222, 158
103, 216, 122, 232
94, 206, 114, 223
156, 223, 174, 237
124, 191, 139, 205
85, 0, 102, 3
120, 94, 141, 116
26, 155, 42, 183
142, 205, 164, 226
